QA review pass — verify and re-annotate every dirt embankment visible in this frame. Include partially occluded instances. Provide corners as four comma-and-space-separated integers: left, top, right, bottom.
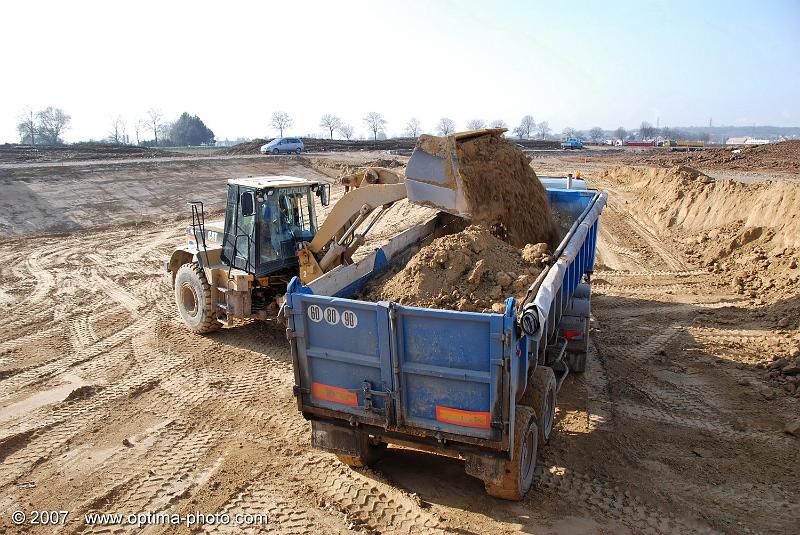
600, 166, 800, 293
0, 143, 179, 163
617, 140, 800, 174
362, 225, 551, 312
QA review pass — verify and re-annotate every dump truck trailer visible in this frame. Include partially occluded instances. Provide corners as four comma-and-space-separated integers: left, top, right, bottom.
284, 178, 606, 500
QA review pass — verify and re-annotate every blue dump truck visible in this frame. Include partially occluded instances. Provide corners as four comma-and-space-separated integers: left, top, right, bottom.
284, 172, 606, 500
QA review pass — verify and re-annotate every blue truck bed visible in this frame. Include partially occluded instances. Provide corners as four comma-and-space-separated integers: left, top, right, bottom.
285, 180, 607, 499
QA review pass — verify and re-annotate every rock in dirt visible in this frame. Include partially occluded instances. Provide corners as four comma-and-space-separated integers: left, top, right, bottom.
361, 225, 548, 312
784, 418, 800, 437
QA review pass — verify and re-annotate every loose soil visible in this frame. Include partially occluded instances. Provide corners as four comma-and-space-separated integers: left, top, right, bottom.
455, 131, 559, 248
362, 225, 550, 312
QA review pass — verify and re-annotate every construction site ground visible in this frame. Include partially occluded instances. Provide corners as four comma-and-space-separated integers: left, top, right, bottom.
0, 146, 798, 534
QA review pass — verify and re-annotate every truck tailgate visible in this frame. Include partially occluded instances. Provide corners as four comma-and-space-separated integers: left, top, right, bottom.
287, 291, 514, 443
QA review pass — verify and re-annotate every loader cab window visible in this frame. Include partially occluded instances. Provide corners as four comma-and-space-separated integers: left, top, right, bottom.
258, 187, 316, 267
221, 185, 258, 272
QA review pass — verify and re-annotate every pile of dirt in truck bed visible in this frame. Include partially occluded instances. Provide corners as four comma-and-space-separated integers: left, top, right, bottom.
452, 131, 558, 248
600, 165, 800, 302
616, 140, 800, 174
361, 225, 552, 312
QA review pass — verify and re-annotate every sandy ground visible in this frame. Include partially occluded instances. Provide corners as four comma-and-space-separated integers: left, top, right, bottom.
0, 151, 797, 534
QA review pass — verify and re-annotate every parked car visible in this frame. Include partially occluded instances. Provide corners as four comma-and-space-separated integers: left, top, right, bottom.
560, 137, 583, 150
260, 137, 304, 155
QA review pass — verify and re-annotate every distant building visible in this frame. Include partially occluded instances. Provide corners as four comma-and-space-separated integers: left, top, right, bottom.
726, 137, 748, 145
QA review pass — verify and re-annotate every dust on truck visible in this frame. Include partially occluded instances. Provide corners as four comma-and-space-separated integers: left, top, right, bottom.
284, 138, 607, 500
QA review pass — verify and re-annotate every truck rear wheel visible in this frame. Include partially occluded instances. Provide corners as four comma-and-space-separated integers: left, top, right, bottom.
485, 406, 538, 500
335, 433, 387, 468
174, 263, 220, 334
520, 366, 557, 446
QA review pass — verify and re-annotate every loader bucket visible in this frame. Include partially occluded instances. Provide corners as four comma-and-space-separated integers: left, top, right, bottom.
404, 128, 506, 218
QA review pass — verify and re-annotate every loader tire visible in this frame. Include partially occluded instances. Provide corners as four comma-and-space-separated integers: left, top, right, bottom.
174, 263, 220, 334
335, 433, 387, 468
519, 366, 557, 446
485, 406, 537, 500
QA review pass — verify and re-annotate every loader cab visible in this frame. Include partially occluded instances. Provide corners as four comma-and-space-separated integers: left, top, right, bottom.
221, 176, 329, 277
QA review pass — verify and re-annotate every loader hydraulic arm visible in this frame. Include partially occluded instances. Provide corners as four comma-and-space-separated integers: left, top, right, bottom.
297, 168, 407, 284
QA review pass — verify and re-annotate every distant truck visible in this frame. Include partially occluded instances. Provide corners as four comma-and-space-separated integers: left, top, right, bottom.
624, 140, 655, 148
662, 140, 704, 152
560, 137, 583, 150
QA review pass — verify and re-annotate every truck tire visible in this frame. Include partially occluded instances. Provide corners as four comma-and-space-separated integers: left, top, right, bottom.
174, 263, 220, 334
520, 366, 557, 446
335, 433, 387, 468
485, 406, 538, 500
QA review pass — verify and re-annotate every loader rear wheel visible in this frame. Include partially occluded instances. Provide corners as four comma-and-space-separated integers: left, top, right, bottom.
485, 406, 537, 500
174, 263, 219, 334
335, 433, 387, 468
520, 366, 557, 446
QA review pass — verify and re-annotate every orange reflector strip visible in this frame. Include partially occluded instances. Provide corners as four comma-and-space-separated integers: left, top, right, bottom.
311, 382, 358, 406
435, 405, 491, 429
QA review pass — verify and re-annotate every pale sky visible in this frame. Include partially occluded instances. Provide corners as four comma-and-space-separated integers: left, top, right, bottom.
1, 0, 798, 143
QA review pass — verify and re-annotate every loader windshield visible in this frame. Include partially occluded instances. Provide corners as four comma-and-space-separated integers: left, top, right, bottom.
258, 187, 316, 265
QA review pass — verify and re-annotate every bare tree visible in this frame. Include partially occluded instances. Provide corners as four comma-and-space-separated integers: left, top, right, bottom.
146, 108, 163, 145
490, 119, 507, 129
338, 123, 354, 140
158, 122, 173, 145
109, 116, 126, 144
16, 108, 37, 144
437, 117, 455, 136
405, 117, 421, 137
466, 118, 485, 130
536, 121, 551, 139
588, 127, 604, 142
36, 107, 71, 144
515, 115, 536, 139
614, 126, 627, 141
562, 127, 577, 138
319, 114, 341, 140
133, 119, 143, 146
639, 121, 655, 140
363, 112, 386, 140
271, 111, 292, 137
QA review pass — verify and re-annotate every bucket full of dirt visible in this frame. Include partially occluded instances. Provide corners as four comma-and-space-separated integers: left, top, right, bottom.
405, 129, 557, 248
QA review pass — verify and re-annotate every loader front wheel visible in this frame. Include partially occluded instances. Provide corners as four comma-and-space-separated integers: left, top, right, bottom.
485, 406, 538, 500
175, 263, 219, 334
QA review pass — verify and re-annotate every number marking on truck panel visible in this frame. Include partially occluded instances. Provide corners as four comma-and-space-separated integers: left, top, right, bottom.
341, 310, 358, 329
324, 307, 340, 325
435, 405, 491, 429
308, 304, 323, 322
312, 382, 358, 406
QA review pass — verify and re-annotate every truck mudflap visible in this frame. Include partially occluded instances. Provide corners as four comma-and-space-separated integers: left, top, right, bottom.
286, 285, 518, 445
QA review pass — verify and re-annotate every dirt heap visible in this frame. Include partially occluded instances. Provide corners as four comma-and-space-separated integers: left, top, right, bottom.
223, 139, 267, 155
362, 225, 551, 312
600, 165, 800, 302
453, 131, 558, 248
617, 140, 800, 174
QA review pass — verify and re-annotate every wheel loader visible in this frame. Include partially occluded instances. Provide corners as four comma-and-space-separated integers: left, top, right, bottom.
165, 128, 502, 333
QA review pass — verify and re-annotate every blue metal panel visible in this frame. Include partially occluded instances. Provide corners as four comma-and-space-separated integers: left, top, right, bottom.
394, 305, 506, 440
291, 293, 394, 415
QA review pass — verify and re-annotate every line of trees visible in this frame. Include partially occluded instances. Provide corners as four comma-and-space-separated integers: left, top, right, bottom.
15, 106, 718, 146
